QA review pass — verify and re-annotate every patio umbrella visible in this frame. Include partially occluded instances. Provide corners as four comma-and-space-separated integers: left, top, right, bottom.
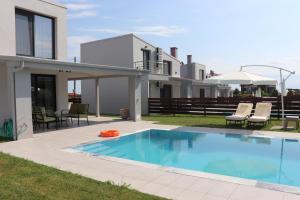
205, 71, 277, 86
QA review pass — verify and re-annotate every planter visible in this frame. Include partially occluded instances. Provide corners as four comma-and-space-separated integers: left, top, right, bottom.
120, 108, 129, 120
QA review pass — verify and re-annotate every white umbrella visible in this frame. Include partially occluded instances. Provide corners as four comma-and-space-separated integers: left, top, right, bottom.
205, 71, 277, 85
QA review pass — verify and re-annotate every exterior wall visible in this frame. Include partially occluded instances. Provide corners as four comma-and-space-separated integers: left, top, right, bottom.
149, 81, 161, 98
81, 78, 130, 115
56, 73, 69, 111
81, 79, 96, 113
192, 85, 212, 98
132, 36, 157, 72
0, 65, 13, 125
181, 63, 206, 80
81, 35, 134, 68
132, 35, 181, 77
0, 0, 67, 60
162, 53, 181, 77
14, 69, 33, 139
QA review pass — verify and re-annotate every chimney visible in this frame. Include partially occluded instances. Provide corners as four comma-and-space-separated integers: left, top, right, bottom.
170, 47, 178, 58
187, 55, 192, 64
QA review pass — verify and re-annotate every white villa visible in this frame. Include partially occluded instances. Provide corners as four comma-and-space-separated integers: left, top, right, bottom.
81, 34, 231, 115
0, 0, 147, 140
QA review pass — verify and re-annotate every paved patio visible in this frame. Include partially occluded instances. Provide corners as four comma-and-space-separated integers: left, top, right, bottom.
0, 116, 300, 200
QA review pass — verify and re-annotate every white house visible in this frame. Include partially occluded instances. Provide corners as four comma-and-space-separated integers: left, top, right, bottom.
81, 34, 230, 115
0, 0, 146, 140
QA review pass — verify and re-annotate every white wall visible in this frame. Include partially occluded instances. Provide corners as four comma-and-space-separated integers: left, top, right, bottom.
0, 65, 13, 125
81, 78, 130, 115
56, 73, 69, 111
181, 62, 206, 80
162, 53, 181, 77
0, 0, 67, 60
81, 35, 134, 68
14, 69, 33, 139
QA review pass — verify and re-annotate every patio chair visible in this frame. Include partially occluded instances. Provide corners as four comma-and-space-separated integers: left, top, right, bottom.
247, 103, 272, 126
62, 104, 89, 126
32, 107, 57, 129
225, 103, 253, 125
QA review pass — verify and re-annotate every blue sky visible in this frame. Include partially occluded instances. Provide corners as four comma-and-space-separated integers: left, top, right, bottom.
55, 0, 300, 92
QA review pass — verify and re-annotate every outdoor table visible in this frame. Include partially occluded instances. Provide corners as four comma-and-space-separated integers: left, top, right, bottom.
283, 116, 299, 130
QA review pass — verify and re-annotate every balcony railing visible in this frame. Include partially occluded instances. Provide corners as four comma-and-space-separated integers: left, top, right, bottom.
134, 60, 171, 75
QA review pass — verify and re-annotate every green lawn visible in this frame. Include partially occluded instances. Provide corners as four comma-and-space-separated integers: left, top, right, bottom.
142, 114, 300, 133
0, 152, 164, 200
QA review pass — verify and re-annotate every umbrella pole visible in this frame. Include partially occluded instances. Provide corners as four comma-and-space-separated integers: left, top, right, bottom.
280, 69, 285, 126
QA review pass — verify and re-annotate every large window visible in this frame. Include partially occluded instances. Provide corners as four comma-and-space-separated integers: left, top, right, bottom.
31, 74, 56, 111
163, 60, 172, 75
16, 9, 55, 59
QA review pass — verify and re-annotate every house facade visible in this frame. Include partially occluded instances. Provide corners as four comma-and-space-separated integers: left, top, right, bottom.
0, 0, 146, 140
81, 34, 230, 115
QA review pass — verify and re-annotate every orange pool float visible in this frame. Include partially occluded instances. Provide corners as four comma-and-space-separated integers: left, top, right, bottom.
100, 130, 120, 137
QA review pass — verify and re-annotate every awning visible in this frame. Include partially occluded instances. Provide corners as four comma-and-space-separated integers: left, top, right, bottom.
205, 71, 277, 86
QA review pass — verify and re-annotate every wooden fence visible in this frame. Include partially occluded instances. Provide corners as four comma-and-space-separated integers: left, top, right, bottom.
148, 96, 300, 118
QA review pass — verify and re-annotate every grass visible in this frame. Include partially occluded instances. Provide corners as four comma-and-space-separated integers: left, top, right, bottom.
142, 114, 300, 133
0, 152, 164, 200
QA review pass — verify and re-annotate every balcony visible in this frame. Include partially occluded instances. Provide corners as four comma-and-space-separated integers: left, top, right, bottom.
134, 60, 171, 76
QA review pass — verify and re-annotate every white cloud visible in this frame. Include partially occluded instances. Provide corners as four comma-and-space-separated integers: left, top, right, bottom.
135, 26, 188, 37
69, 10, 97, 19
65, 3, 99, 11
87, 25, 188, 37
52, 0, 100, 19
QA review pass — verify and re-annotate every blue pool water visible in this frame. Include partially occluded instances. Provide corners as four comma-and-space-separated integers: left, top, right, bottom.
74, 129, 300, 187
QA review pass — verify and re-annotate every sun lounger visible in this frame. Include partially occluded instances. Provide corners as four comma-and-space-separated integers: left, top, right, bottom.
225, 103, 253, 125
247, 103, 272, 126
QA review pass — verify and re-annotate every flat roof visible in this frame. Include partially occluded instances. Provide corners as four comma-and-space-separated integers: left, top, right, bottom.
0, 55, 149, 76
39, 0, 67, 9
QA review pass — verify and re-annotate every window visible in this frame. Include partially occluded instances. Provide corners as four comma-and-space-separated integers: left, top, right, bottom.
163, 61, 171, 75
199, 70, 205, 80
16, 9, 55, 59
31, 74, 56, 111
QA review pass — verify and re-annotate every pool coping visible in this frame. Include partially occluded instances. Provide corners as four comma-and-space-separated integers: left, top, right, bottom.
64, 127, 300, 195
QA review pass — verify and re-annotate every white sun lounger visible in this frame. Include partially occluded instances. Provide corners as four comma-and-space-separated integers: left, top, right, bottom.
225, 103, 253, 125
247, 103, 272, 126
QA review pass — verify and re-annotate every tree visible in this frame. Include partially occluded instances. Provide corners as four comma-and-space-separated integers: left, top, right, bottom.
233, 88, 240, 96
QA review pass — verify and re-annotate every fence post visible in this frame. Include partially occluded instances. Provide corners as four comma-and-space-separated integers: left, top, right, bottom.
277, 96, 280, 119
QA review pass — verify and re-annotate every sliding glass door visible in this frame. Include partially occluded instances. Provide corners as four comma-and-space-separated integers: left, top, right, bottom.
31, 74, 56, 111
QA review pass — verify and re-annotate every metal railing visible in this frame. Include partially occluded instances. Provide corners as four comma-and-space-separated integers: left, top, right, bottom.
134, 60, 171, 75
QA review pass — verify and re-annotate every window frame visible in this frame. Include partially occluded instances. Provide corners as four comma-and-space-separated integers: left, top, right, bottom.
15, 8, 56, 59
163, 60, 172, 76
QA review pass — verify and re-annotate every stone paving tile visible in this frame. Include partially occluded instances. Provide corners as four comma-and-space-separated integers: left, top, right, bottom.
151, 172, 184, 186
155, 185, 185, 200
206, 181, 238, 199
229, 185, 285, 200
201, 194, 228, 200
176, 189, 205, 200
284, 193, 300, 200
168, 175, 199, 190
188, 178, 219, 193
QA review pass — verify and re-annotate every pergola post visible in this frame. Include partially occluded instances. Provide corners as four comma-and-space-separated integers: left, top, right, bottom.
129, 76, 142, 121
95, 78, 100, 117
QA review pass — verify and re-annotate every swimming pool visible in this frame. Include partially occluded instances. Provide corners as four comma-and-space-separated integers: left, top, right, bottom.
74, 129, 300, 188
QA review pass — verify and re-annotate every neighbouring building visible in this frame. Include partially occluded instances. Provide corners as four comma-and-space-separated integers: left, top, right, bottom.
0, 0, 146, 140
81, 34, 230, 115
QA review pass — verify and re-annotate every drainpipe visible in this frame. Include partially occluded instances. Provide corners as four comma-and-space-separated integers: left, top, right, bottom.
12, 61, 25, 140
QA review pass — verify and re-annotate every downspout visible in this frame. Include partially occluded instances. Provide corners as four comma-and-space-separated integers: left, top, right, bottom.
12, 61, 25, 140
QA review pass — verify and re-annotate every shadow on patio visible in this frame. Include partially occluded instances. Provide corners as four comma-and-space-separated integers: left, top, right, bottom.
33, 116, 124, 134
